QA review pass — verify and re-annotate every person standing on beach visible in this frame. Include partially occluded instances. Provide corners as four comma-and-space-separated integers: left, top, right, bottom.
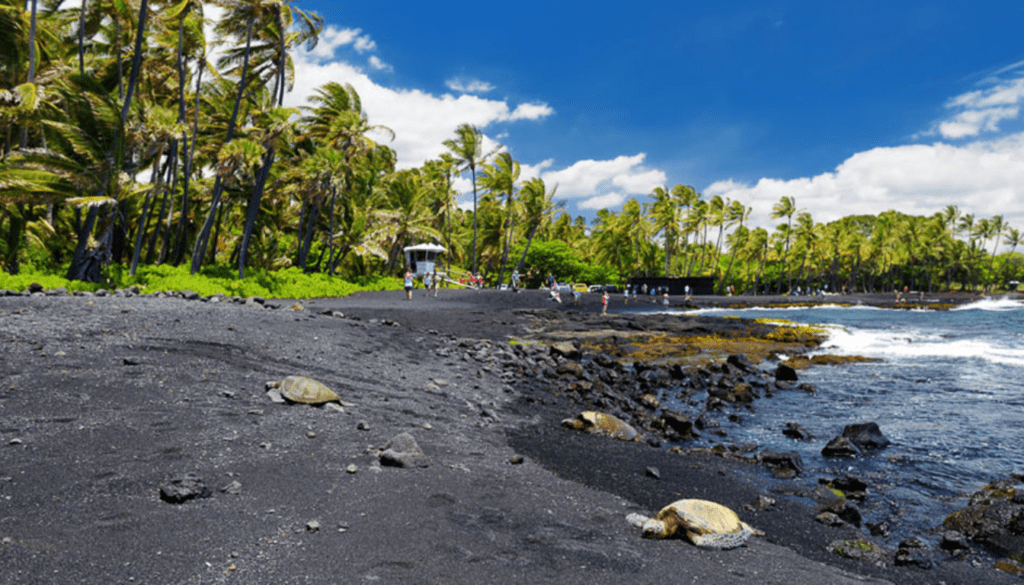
623, 285, 630, 306
404, 270, 414, 301
432, 271, 440, 297
601, 290, 610, 315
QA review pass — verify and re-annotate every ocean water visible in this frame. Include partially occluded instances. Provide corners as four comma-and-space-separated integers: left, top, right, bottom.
679, 298, 1024, 544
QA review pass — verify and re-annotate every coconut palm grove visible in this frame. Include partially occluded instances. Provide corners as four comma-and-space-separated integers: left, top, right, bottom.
2, 1, 1021, 297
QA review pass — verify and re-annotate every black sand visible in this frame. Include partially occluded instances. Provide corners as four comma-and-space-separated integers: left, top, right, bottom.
0, 287, 1016, 584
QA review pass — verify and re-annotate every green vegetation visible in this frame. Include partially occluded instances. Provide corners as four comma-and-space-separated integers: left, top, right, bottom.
1, 2, 1022, 294
0, 264, 401, 299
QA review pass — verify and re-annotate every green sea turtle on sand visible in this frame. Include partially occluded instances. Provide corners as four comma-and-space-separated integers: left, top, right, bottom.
626, 499, 764, 549
266, 376, 346, 405
561, 411, 638, 441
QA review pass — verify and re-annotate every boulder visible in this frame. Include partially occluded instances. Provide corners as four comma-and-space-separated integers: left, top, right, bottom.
821, 436, 861, 458
943, 476, 1024, 558
379, 432, 429, 468
760, 450, 803, 479
549, 341, 581, 360
842, 422, 890, 451
159, 472, 212, 504
782, 422, 814, 441
659, 411, 698, 440
895, 537, 936, 569
775, 363, 798, 382
726, 353, 756, 373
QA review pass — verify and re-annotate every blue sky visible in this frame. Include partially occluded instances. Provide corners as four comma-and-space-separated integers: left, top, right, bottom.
274, 0, 1024, 232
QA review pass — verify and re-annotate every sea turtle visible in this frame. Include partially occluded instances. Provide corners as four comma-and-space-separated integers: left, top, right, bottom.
626, 499, 764, 549
266, 376, 343, 405
561, 411, 638, 441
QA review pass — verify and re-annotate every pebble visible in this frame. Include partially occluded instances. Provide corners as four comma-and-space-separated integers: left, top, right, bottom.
9, 438, 22, 445
306, 520, 321, 532
509, 454, 525, 465
346, 464, 358, 474
306, 431, 317, 438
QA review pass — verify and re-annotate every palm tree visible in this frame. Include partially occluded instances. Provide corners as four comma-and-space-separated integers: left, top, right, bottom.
513, 176, 561, 274
647, 185, 675, 276
770, 195, 797, 293
478, 151, 520, 286
719, 201, 750, 293
237, 104, 297, 278
443, 123, 493, 275
371, 168, 442, 272
986, 215, 1005, 290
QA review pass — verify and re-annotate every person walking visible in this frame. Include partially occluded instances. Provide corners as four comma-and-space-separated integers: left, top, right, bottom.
404, 270, 414, 301
601, 290, 610, 315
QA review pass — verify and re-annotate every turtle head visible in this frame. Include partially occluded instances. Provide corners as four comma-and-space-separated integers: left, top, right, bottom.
640, 519, 669, 538
627, 513, 671, 538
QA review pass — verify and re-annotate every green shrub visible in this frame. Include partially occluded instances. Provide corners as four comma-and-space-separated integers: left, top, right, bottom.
0, 264, 403, 299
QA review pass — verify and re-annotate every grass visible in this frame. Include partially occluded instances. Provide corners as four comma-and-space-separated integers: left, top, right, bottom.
0, 264, 403, 299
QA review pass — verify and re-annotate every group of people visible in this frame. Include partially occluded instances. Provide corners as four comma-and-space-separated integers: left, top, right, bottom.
404, 270, 442, 300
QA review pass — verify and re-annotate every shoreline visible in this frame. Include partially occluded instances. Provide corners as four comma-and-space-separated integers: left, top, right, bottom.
0, 288, 1018, 584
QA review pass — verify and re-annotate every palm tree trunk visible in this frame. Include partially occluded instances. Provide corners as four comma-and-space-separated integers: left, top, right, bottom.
470, 165, 478, 275
238, 148, 276, 278
173, 59, 204, 266
67, 205, 100, 281
191, 17, 256, 273
77, 0, 87, 75
514, 222, 539, 274
129, 150, 164, 275
152, 146, 179, 264
326, 187, 337, 276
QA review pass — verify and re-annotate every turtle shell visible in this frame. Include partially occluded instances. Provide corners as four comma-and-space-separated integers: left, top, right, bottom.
561, 411, 638, 441
277, 376, 340, 404
655, 499, 762, 548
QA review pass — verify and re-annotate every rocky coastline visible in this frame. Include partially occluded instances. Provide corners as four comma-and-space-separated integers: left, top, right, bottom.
0, 284, 1021, 584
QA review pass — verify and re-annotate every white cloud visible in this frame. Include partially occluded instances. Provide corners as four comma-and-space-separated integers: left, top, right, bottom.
705, 132, 1024, 231
931, 68, 1024, 139
538, 154, 666, 202
939, 107, 1019, 139
285, 50, 552, 171
446, 78, 496, 93
368, 55, 392, 72
580, 192, 627, 210
507, 102, 554, 121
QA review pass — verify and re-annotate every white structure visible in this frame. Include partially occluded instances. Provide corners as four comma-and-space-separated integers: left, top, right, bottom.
403, 243, 446, 277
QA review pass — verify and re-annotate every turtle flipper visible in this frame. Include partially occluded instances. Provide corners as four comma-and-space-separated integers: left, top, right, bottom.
742, 522, 765, 537
688, 524, 761, 549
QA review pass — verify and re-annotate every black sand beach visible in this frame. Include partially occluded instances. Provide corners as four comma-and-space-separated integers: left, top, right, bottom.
0, 287, 1018, 584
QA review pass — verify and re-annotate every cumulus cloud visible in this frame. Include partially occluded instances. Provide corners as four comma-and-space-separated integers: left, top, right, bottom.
538, 154, 666, 202
580, 192, 627, 210
284, 51, 552, 171
308, 26, 378, 60
446, 78, 496, 93
705, 132, 1024, 231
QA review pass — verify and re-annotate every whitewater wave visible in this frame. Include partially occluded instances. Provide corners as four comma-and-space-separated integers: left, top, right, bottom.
950, 297, 1024, 312
816, 326, 1024, 367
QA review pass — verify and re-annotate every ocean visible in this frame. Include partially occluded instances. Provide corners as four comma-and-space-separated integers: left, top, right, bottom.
681, 298, 1024, 546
